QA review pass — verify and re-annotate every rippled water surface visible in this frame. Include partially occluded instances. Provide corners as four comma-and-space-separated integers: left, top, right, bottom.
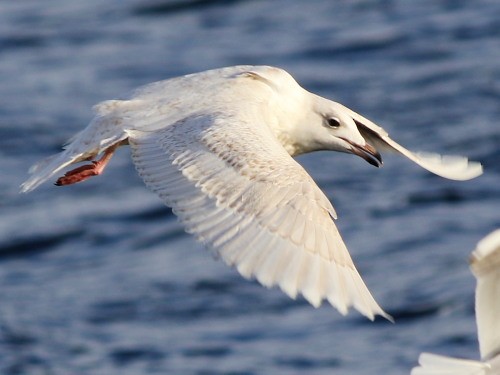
1, 1, 499, 374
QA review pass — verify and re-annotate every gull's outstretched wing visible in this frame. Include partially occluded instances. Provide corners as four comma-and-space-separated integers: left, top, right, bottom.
470, 229, 500, 361
127, 112, 390, 320
335, 103, 483, 181
411, 353, 490, 375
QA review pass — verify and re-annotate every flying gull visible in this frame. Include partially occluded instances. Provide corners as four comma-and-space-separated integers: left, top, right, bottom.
412, 229, 500, 375
21, 66, 483, 320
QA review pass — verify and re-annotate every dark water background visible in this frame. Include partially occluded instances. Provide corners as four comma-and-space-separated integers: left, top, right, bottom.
1, 1, 499, 374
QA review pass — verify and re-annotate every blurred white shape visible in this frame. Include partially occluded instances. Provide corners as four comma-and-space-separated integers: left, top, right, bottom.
412, 229, 500, 375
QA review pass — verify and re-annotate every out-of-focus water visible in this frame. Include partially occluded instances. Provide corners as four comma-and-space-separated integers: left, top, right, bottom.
1, 1, 499, 374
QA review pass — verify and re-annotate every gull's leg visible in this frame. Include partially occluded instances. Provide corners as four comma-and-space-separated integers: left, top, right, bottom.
55, 144, 119, 186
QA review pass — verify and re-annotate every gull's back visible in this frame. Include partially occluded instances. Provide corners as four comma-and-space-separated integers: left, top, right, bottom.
21, 66, 289, 192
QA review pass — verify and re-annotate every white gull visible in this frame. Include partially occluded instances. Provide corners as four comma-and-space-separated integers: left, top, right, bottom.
20, 66, 483, 320
412, 229, 500, 375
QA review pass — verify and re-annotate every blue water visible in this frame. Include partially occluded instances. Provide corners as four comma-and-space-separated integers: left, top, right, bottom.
1, 1, 499, 374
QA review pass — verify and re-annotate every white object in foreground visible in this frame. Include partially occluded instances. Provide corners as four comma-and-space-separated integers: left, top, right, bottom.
412, 229, 500, 375
21, 66, 483, 320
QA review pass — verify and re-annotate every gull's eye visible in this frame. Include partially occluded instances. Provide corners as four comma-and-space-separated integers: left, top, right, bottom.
326, 117, 341, 128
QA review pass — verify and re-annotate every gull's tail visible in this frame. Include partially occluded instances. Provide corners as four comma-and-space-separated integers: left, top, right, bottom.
411, 353, 490, 375
21, 151, 79, 193
20, 100, 131, 193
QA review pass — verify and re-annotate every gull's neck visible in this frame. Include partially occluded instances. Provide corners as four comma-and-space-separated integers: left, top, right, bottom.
266, 88, 314, 157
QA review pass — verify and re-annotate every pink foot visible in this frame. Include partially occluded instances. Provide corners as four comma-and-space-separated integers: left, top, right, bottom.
55, 144, 119, 186
55, 162, 102, 186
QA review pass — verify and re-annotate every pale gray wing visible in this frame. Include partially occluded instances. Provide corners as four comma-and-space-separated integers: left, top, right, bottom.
470, 229, 500, 361
127, 113, 389, 320
335, 103, 483, 181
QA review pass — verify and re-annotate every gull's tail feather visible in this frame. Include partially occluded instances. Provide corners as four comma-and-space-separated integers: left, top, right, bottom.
21, 150, 85, 193
20, 100, 132, 193
411, 353, 490, 375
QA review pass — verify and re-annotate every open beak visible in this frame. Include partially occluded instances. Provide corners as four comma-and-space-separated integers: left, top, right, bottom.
340, 138, 383, 168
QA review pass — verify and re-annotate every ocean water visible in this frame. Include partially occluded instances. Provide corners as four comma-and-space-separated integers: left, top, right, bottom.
1, 1, 499, 374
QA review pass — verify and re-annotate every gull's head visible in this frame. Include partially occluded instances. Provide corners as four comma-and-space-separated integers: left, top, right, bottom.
294, 94, 382, 167
242, 66, 381, 167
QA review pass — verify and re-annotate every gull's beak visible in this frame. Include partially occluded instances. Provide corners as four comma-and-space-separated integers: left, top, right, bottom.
340, 138, 383, 168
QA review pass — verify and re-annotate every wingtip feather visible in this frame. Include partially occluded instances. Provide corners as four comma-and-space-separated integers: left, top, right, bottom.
414, 152, 483, 181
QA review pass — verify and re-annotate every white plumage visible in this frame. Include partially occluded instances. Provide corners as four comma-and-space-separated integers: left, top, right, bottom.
412, 229, 500, 375
21, 66, 483, 320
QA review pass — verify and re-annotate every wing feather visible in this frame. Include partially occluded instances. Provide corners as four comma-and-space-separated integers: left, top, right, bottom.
334, 103, 483, 181
128, 113, 389, 320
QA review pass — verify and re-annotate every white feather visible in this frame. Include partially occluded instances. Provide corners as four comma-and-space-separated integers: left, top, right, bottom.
335, 102, 483, 181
